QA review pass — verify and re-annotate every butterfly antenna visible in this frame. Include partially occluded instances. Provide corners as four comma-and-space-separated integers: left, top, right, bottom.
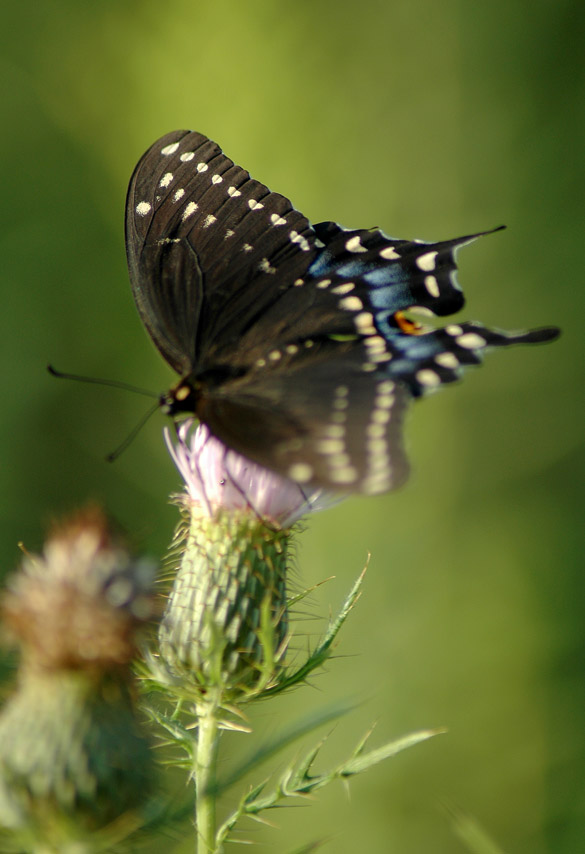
106, 402, 161, 462
47, 365, 159, 399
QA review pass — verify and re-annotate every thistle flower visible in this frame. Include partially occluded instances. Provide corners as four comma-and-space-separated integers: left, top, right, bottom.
0, 508, 156, 845
159, 421, 336, 696
164, 420, 334, 527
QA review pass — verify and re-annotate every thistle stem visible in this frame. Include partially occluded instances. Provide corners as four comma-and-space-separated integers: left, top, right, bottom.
195, 692, 221, 853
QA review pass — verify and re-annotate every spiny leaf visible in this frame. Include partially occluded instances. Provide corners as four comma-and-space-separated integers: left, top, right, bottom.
264, 568, 367, 696
341, 727, 446, 776
214, 701, 356, 795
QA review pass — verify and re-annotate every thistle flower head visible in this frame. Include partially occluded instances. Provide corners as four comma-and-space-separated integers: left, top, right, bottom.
0, 508, 156, 840
159, 422, 337, 697
2, 506, 155, 671
164, 420, 336, 528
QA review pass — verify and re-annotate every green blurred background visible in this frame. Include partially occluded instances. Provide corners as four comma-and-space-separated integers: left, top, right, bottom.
1, 1, 583, 851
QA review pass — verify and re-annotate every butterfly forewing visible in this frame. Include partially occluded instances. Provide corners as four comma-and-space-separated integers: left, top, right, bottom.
126, 130, 322, 373
125, 129, 560, 492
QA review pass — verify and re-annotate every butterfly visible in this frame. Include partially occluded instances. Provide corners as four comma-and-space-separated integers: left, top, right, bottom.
125, 130, 559, 494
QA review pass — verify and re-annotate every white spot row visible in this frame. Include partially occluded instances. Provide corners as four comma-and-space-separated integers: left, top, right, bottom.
289, 230, 311, 252
354, 312, 376, 335
259, 258, 276, 274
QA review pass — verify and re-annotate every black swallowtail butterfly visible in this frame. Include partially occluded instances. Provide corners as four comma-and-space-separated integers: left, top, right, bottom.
125, 130, 559, 494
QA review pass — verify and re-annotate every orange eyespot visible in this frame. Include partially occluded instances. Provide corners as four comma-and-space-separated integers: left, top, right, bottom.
393, 311, 424, 335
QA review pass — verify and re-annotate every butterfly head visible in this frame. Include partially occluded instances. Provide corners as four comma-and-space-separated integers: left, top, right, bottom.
160, 381, 199, 416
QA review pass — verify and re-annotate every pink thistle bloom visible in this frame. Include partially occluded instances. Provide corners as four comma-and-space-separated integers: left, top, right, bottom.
164, 420, 337, 528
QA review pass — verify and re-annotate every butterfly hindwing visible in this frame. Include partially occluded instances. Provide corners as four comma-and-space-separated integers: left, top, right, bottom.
199, 347, 411, 494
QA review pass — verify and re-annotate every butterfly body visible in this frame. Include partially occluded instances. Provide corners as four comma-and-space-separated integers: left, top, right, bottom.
126, 130, 559, 493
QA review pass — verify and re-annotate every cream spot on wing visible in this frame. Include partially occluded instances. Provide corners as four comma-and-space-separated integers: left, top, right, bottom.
354, 312, 376, 335
345, 235, 368, 253
424, 275, 440, 298
416, 250, 438, 271
456, 332, 487, 349
435, 352, 459, 369
380, 246, 400, 260
182, 202, 198, 220
317, 438, 346, 454
289, 230, 311, 251
329, 466, 358, 484
340, 296, 363, 311
288, 462, 313, 483
259, 258, 276, 274
416, 369, 441, 387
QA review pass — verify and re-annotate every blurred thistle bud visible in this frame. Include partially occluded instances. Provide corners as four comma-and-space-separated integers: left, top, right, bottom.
0, 507, 156, 846
159, 422, 336, 696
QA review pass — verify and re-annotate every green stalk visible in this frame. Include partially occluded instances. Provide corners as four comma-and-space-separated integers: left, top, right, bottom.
195, 691, 221, 854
